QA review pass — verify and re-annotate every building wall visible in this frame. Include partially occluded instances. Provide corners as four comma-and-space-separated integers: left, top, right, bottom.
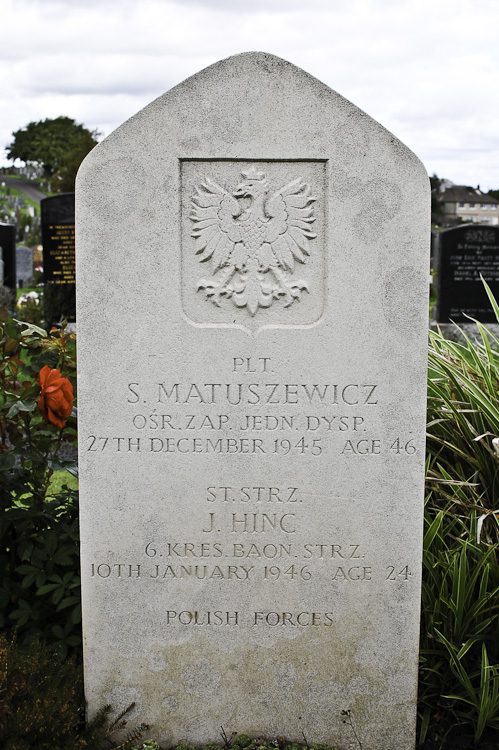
441, 200, 499, 225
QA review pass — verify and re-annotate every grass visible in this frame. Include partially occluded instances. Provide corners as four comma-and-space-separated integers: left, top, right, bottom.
48, 469, 78, 495
0, 178, 43, 246
0, 183, 40, 214
1, 170, 55, 197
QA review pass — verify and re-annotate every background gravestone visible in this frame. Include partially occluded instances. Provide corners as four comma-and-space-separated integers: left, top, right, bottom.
434, 225, 499, 323
16, 245, 33, 288
0, 222, 16, 289
41, 193, 75, 325
77, 53, 430, 750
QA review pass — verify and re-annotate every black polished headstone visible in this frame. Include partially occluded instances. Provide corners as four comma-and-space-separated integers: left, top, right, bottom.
41, 193, 75, 325
435, 225, 499, 323
0, 223, 17, 289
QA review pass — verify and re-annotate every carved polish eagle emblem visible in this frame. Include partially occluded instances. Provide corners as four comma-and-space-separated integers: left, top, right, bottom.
190, 167, 316, 316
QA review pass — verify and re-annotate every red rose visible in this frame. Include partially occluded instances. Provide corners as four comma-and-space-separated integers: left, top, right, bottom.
37, 366, 74, 429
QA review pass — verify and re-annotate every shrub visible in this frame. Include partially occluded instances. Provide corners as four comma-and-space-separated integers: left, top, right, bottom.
0, 634, 151, 750
43, 283, 75, 329
16, 291, 45, 327
0, 311, 80, 655
0, 633, 85, 750
420, 281, 499, 745
0, 286, 15, 313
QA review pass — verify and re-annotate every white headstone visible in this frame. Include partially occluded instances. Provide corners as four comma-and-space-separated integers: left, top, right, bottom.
77, 52, 429, 750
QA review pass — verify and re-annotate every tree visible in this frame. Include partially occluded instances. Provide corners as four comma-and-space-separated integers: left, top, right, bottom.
430, 173, 444, 223
429, 173, 442, 192
57, 130, 98, 192
6, 116, 99, 179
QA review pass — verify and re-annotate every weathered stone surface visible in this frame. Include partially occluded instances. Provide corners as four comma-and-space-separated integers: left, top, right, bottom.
76, 52, 429, 750
16, 245, 33, 287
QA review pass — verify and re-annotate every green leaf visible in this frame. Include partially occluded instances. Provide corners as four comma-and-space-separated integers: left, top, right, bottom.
423, 510, 443, 552
51, 624, 65, 639
0, 453, 15, 471
6, 399, 38, 418
65, 463, 79, 478
52, 588, 65, 605
14, 320, 48, 337
482, 276, 499, 325
57, 595, 80, 610
36, 583, 61, 596
16, 539, 34, 561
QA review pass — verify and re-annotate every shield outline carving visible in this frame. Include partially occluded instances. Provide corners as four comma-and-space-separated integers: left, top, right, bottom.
180, 158, 327, 336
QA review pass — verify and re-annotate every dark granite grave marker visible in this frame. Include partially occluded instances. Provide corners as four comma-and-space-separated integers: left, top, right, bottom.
435, 225, 499, 323
41, 193, 75, 325
0, 223, 16, 289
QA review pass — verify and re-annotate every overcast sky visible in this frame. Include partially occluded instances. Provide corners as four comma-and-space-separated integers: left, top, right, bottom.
2, 0, 498, 190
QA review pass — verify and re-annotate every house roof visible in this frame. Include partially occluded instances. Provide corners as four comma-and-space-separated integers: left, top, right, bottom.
437, 185, 498, 204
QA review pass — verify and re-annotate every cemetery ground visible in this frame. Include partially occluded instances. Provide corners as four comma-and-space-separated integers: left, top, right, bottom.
0, 176, 48, 249
1, 293, 499, 750
3, 50, 498, 748
0, 175, 48, 205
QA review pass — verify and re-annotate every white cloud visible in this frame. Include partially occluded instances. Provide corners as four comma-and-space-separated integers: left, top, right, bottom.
1, 0, 499, 188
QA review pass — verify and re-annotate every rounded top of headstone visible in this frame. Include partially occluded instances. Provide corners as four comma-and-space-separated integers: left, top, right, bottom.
441, 223, 499, 235
78, 50, 427, 189
176, 50, 321, 83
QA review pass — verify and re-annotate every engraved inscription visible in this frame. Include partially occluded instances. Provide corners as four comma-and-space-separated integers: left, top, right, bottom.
89, 480, 415, 590
86, 357, 422, 458
45, 224, 76, 284
190, 167, 316, 316
464, 229, 496, 244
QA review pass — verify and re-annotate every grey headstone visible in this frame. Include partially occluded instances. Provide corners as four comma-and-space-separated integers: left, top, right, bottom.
16, 245, 33, 287
76, 52, 430, 750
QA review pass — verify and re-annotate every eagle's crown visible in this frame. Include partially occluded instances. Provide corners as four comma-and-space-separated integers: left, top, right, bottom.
234, 167, 269, 197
